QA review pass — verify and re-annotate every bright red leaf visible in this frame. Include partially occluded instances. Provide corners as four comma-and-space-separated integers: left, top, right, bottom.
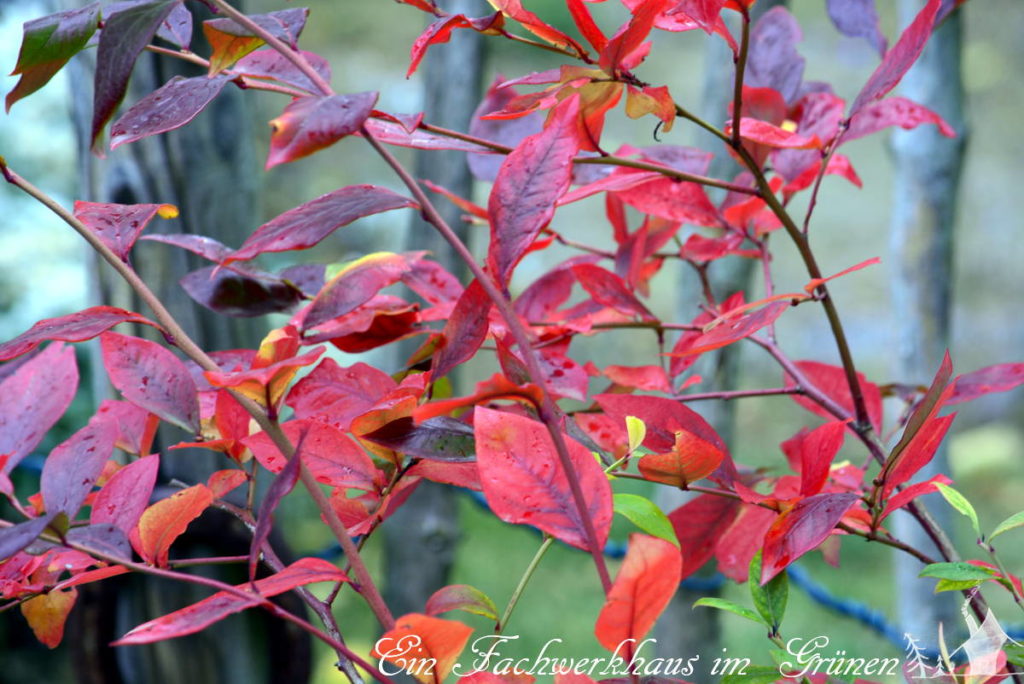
784, 360, 884, 433
637, 428, 726, 488
572, 263, 655, 321
882, 413, 955, 500
782, 420, 847, 496
668, 494, 741, 580
594, 534, 681, 651
286, 359, 396, 430
599, 0, 670, 73
90, 454, 160, 535
474, 407, 612, 551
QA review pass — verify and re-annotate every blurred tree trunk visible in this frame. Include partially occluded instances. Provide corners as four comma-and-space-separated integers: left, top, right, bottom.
655, 2, 785, 677
381, 0, 484, 625
889, 0, 965, 646
61, 2, 310, 682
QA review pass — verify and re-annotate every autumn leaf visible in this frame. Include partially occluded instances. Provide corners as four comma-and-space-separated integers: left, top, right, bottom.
373, 613, 474, 684
134, 484, 213, 567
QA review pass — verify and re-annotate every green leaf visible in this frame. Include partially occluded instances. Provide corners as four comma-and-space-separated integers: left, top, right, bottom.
1005, 642, 1024, 668
6, 3, 101, 112
935, 483, 981, 538
693, 597, 767, 626
424, 584, 498, 621
919, 562, 995, 582
934, 578, 985, 593
989, 510, 1024, 542
748, 550, 788, 630
721, 665, 779, 684
613, 493, 679, 547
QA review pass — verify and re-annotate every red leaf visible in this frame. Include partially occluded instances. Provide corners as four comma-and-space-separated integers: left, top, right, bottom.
594, 534, 681, 651
782, 421, 847, 497
142, 233, 233, 262
303, 252, 418, 331
6, 3, 100, 112
879, 473, 951, 521
882, 414, 955, 499
101, 332, 199, 433
41, 421, 117, 516
93, 399, 151, 455
886, 351, 953, 469
90, 453, 160, 535
727, 117, 821, 149
603, 364, 672, 393
801, 258, 880, 293
91, 1, 179, 153
600, 0, 670, 73
784, 360, 884, 433
234, 48, 332, 94
362, 119, 494, 153
760, 492, 860, 584
226, 186, 417, 264
595, 393, 726, 454
567, 0, 608, 52
571, 263, 655, 320
266, 92, 378, 168
613, 175, 719, 227
781, 154, 863, 199
474, 407, 612, 551
0, 306, 159, 361
637, 429, 726, 487
490, 0, 585, 54
286, 359, 396, 430
850, 0, 941, 115
20, 588, 77, 649
407, 13, 504, 78
826, 0, 886, 55
114, 558, 347, 645
207, 469, 248, 499
846, 96, 955, 142
468, 76, 544, 182
110, 75, 231, 149
0, 343, 78, 475
670, 301, 789, 358
412, 374, 543, 423
134, 484, 212, 567
244, 419, 380, 492
425, 584, 498, 620
488, 94, 582, 283
74, 201, 177, 261
405, 460, 482, 491
668, 494, 741, 580
203, 346, 324, 408
373, 614, 473, 684
949, 363, 1024, 404
433, 279, 492, 381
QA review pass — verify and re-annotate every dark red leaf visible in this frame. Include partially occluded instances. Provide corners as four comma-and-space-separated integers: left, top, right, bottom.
0, 306, 159, 361
181, 265, 303, 317
6, 3, 100, 112
110, 74, 231, 149
783, 420, 847, 496
571, 263, 655, 320
468, 76, 544, 182
882, 414, 954, 499
850, 0, 941, 115
716, 504, 777, 582
114, 558, 347, 644
761, 492, 860, 584
784, 360, 884, 433
155, 3, 192, 48
0, 343, 78, 475
949, 363, 1024, 404
266, 92, 379, 168
487, 94, 582, 283
845, 96, 955, 142
668, 494, 741, 580
595, 393, 727, 453
886, 351, 952, 470
286, 359, 396, 430
90, 453, 160, 535
244, 419, 380, 492
474, 407, 612, 551
402, 259, 463, 306
234, 49, 332, 94
826, 0, 886, 55
74, 201, 177, 261
226, 186, 417, 264
432, 279, 492, 381
91, 0, 179, 153
594, 534, 681, 651
100, 332, 199, 433
303, 252, 418, 330
41, 421, 117, 516
745, 7, 805, 103
362, 417, 475, 463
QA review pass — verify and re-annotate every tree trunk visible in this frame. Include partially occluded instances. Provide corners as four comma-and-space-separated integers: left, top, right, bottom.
889, 0, 966, 647
381, 0, 484, 628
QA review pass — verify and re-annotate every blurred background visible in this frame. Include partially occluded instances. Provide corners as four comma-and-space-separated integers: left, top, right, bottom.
0, 1, 1021, 682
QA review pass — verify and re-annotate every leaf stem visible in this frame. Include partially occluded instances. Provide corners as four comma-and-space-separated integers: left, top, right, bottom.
730, 8, 751, 149
497, 536, 555, 633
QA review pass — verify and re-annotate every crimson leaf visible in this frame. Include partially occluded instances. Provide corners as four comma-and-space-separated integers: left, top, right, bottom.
0, 306, 159, 361
266, 92, 379, 169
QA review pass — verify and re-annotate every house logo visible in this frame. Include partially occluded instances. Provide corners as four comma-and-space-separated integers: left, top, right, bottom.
904, 596, 1021, 680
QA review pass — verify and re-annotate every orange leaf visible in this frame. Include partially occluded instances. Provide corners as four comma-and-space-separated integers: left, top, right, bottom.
594, 534, 681, 652
134, 484, 213, 567
373, 613, 473, 684
20, 588, 77, 648
804, 257, 881, 293
638, 429, 726, 487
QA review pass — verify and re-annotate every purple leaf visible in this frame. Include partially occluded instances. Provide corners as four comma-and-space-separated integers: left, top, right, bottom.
468, 76, 544, 182
744, 7, 805, 104
74, 201, 175, 261
180, 266, 304, 317
949, 363, 1024, 405
249, 429, 305, 582
0, 515, 55, 563
0, 343, 79, 475
110, 74, 231, 149
91, 0, 180, 153
226, 186, 417, 264
234, 49, 332, 94
850, 0, 942, 115
41, 421, 118, 516
203, 8, 308, 49
141, 233, 233, 262
100, 332, 199, 433
362, 417, 475, 463
156, 3, 192, 49
0, 306, 159, 361
90, 453, 160, 535
826, 0, 887, 56
66, 524, 132, 562
361, 119, 494, 153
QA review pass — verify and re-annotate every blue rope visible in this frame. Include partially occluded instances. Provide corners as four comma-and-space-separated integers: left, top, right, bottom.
12, 455, 1024, 653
